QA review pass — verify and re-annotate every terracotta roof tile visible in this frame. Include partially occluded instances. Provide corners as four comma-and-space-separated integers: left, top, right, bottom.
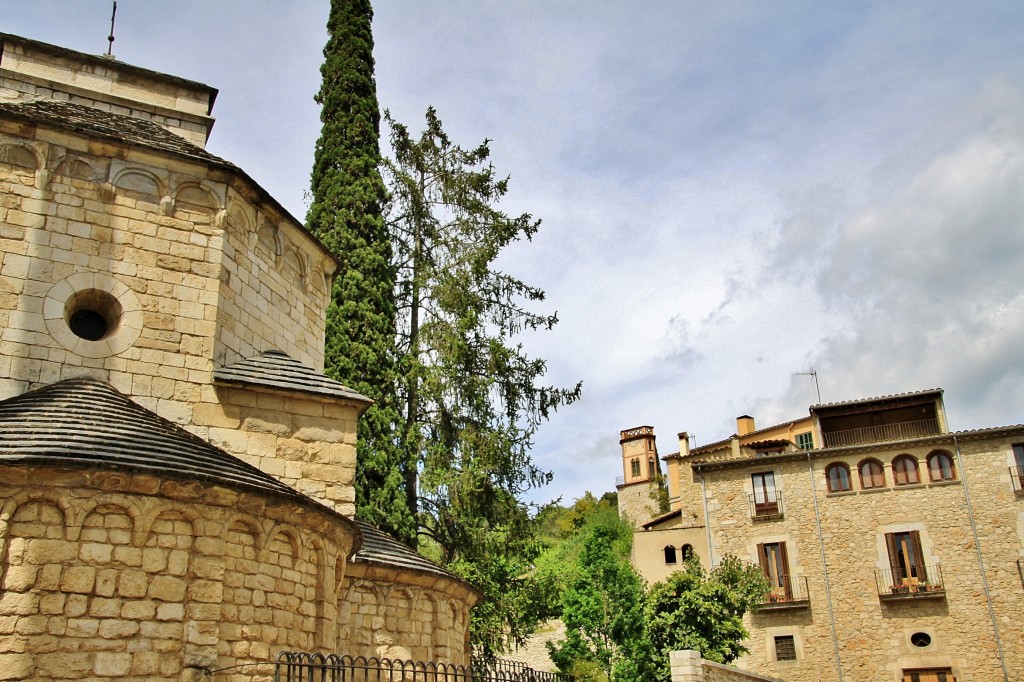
810, 388, 942, 411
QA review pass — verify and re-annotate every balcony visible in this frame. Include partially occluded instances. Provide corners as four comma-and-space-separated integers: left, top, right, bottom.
748, 491, 784, 520
759, 576, 810, 611
821, 418, 940, 448
1011, 466, 1024, 495
876, 565, 946, 601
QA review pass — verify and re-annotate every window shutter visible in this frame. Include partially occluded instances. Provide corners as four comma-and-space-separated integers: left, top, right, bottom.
779, 542, 791, 596
885, 532, 901, 581
757, 543, 769, 576
911, 531, 927, 581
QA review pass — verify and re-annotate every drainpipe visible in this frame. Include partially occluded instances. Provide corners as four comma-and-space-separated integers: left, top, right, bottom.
697, 466, 713, 566
807, 452, 843, 682
952, 434, 1009, 682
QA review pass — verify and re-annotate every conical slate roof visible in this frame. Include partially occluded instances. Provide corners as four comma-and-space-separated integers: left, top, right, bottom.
214, 350, 372, 404
0, 377, 305, 503
353, 520, 469, 584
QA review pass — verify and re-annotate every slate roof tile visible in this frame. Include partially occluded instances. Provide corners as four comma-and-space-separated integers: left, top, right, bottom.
0, 99, 235, 170
352, 521, 469, 585
213, 350, 371, 404
0, 377, 306, 502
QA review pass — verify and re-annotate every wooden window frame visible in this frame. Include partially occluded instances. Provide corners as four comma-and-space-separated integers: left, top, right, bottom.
758, 541, 791, 599
886, 530, 927, 584
926, 451, 956, 482
902, 669, 955, 682
751, 471, 779, 515
825, 462, 851, 492
859, 458, 886, 489
630, 458, 641, 478
892, 455, 920, 486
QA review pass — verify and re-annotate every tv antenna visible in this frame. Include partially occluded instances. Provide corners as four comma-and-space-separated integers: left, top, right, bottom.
106, 1, 117, 57
796, 368, 821, 404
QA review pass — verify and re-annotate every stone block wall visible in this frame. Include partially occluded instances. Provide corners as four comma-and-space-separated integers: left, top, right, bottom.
0, 131, 331, 406
216, 189, 334, 372
697, 432, 1024, 682
617, 481, 661, 530
0, 466, 356, 681
669, 650, 781, 682
0, 127, 358, 514
191, 385, 360, 516
0, 466, 477, 681
339, 564, 474, 664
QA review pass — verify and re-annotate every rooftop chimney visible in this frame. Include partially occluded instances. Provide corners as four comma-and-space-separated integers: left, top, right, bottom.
736, 415, 755, 436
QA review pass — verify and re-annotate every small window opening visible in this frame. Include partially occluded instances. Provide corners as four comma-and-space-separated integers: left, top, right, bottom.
664, 546, 677, 564
774, 635, 796, 661
910, 632, 932, 648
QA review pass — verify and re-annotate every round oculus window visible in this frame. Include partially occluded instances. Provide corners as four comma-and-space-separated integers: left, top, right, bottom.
910, 632, 932, 648
64, 288, 122, 341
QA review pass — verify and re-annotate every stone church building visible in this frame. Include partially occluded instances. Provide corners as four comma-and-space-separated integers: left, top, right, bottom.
0, 33, 479, 681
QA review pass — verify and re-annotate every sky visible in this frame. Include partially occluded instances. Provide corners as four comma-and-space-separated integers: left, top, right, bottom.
5, 1, 1024, 506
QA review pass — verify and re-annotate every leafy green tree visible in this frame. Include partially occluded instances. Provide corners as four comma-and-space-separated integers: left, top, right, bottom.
307, 0, 413, 544
382, 107, 581, 655
645, 555, 770, 675
546, 514, 652, 682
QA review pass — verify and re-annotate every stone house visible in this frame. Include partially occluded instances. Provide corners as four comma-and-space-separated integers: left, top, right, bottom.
623, 389, 1024, 682
0, 32, 478, 681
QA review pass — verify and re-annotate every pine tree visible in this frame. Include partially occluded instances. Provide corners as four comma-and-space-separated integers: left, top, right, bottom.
383, 107, 581, 654
307, 0, 414, 544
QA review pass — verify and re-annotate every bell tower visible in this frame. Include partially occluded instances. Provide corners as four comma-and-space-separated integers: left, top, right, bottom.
616, 426, 664, 528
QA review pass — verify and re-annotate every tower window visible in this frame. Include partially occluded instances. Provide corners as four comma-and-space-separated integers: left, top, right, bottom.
630, 458, 640, 478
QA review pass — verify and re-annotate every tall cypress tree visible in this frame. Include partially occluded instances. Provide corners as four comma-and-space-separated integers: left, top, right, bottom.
307, 0, 414, 545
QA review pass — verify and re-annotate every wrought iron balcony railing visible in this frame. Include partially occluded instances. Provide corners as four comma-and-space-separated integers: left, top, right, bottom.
821, 418, 940, 448
759, 575, 810, 610
748, 491, 784, 520
875, 565, 945, 601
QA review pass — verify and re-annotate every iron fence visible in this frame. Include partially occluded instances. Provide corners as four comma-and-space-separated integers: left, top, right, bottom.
274, 653, 572, 682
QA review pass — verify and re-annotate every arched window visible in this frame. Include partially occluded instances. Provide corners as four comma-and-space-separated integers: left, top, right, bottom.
664, 546, 677, 564
892, 455, 919, 486
681, 544, 694, 561
927, 451, 956, 481
630, 458, 640, 478
859, 458, 886, 489
825, 462, 851, 492
648, 456, 656, 477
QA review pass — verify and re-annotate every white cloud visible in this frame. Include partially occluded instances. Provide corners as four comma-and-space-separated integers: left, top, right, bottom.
6, 0, 1024, 506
